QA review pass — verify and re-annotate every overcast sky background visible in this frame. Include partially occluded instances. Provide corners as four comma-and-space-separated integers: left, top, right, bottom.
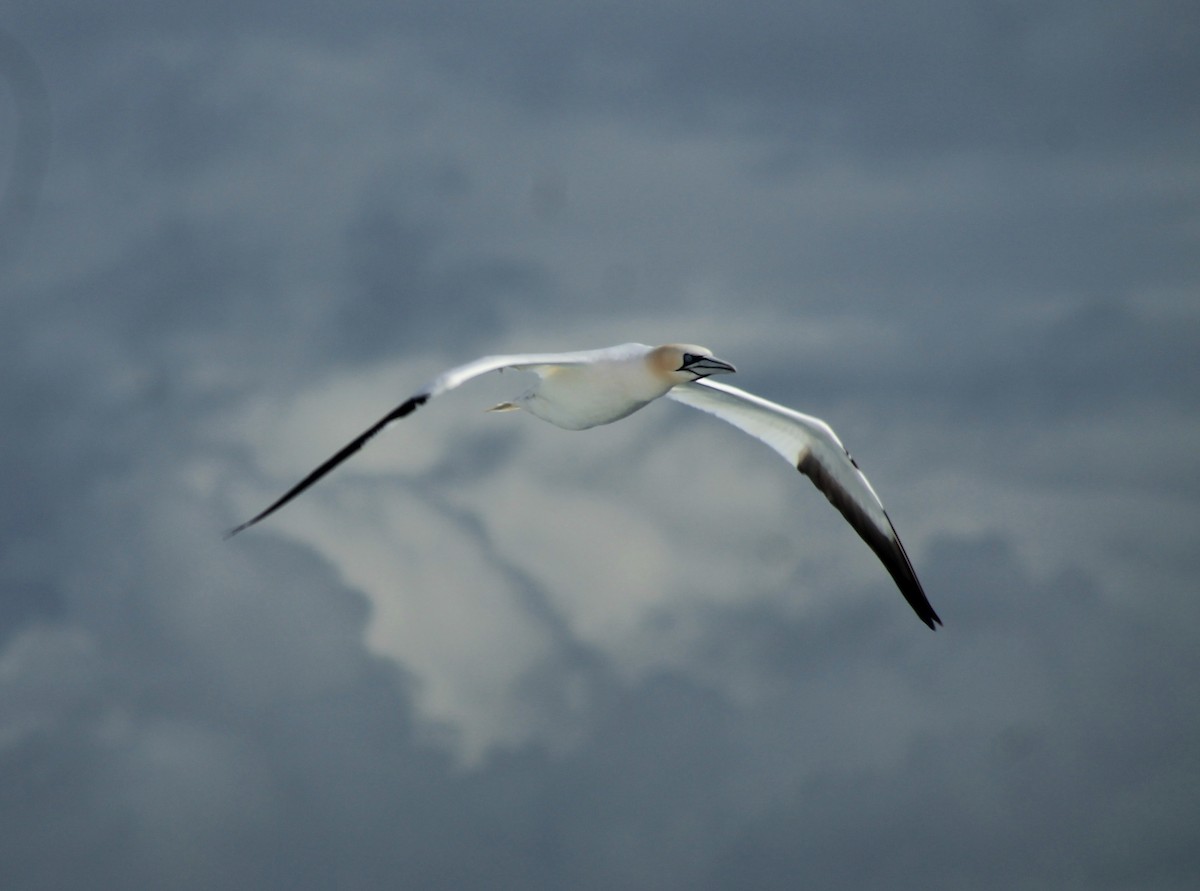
2, 2, 1199, 888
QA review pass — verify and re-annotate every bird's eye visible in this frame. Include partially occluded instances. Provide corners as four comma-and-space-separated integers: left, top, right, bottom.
682, 353, 700, 366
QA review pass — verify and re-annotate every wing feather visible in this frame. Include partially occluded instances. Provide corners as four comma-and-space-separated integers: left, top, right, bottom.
226, 347, 645, 537
666, 379, 941, 629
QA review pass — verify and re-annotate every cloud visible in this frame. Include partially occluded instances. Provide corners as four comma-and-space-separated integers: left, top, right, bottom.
0, 29, 52, 267
2, 0, 1198, 887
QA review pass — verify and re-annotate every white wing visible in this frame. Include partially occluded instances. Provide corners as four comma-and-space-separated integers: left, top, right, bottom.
422, 343, 651, 397
226, 346, 648, 537
667, 379, 940, 629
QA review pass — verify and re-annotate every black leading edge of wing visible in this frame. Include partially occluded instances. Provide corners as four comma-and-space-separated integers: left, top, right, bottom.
797, 451, 941, 630
225, 394, 429, 539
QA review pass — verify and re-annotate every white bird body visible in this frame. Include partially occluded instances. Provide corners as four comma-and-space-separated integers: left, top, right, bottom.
228, 342, 941, 629
512, 343, 676, 429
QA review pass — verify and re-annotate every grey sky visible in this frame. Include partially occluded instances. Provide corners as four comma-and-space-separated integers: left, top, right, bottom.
2, 2, 1199, 889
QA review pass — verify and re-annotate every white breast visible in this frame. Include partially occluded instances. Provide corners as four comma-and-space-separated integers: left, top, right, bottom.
519, 361, 672, 430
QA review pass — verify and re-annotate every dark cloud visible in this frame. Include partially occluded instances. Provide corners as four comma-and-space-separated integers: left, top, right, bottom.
338, 201, 551, 360
1, 1, 1198, 888
0, 29, 52, 266
394, 1, 1200, 156
684, 533, 1200, 890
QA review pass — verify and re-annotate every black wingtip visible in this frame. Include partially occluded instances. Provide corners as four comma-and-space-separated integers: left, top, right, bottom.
223, 523, 248, 541
221, 392, 432, 542
796, 454, 942, 631
894, 558, 942, 631
223, 501, 281, 540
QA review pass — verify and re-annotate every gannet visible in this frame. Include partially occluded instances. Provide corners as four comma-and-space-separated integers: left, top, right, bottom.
228, 343, 941, 629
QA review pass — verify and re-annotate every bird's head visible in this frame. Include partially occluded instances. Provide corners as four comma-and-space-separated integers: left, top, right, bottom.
650, 344, 737, 383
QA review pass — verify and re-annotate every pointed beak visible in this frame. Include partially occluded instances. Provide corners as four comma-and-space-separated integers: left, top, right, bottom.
682, 355, 737, 377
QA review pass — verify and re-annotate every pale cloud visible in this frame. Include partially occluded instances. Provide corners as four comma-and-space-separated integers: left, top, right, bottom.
3, 0, 1199, 887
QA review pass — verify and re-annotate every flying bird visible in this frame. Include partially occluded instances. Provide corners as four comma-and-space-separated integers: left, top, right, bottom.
228, 343, 941, 629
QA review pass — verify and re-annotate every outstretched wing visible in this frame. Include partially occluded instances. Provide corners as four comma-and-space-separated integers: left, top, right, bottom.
666, 379, 941, 629
226, 347, 640, 537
